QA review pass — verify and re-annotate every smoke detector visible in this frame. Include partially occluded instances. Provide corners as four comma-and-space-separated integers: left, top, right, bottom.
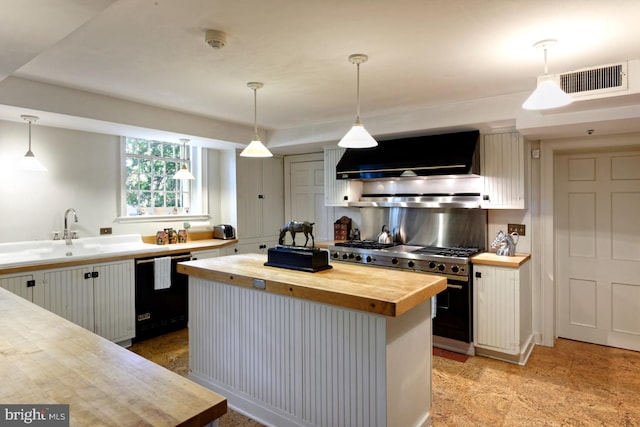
205, 29, 227, 49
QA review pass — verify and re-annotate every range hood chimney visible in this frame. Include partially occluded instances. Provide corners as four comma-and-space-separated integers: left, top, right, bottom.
336, 130, 480, 180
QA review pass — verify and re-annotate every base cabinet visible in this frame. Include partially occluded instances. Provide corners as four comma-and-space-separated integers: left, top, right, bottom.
473, 261, 533, 365
1, 260, 135, 344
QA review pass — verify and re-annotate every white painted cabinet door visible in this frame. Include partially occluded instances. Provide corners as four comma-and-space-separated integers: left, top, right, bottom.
474, 265, 519, 353
39, 266, 95, 332
474, 262, 533, 364
93, 260, 135, 343
556, 150, 640, 351
323, 147, 362, 206
481, 132, 526, 209
236, 155, 284, 253
0, 274, 35, 301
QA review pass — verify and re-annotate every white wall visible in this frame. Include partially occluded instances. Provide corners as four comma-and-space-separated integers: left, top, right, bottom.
0, 120, 222, 243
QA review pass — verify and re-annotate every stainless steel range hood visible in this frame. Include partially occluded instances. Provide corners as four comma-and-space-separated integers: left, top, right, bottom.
336, 130, 480, 180
348, 193, 484, 208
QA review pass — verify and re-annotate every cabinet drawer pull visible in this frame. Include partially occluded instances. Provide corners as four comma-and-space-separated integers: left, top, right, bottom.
447, 284, 463, 290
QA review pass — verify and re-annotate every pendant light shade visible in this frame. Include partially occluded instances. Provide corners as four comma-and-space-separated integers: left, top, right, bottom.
240, 82, 273, 157
522, 39, 573, 110
339, 53, 377, 148
16, 115, 48, 172
172, 138, 195, 180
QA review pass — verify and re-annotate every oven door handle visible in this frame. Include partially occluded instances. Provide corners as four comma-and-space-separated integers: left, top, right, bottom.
447, 284, 463, 290
135, 254, 192, 265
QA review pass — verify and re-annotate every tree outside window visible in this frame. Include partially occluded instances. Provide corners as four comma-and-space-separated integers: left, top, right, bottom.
124, 137, 191, 216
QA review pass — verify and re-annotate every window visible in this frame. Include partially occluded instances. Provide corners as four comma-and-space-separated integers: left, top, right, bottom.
122, 137, 204, 218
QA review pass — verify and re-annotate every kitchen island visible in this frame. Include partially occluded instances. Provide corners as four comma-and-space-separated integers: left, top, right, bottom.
178, 253, 447, 427
0, 287, 227, 426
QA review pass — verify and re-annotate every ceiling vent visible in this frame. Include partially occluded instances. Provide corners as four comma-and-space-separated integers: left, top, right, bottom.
547, 60, 640, 101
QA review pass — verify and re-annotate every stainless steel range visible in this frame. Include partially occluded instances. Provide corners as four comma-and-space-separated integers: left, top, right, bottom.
329, 241, 480, 348
329, 242, 479, 278
328, 207, 487, 354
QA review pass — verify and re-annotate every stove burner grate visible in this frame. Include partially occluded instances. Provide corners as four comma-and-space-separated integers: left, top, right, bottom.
412, 246, 480, 258
334, 240, 396, 250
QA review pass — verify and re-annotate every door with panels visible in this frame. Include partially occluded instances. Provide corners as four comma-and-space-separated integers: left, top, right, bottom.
556, 150, 640, 351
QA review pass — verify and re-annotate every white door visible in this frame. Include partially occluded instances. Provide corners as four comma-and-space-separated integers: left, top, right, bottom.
289, 160, 330, 243
556, 150, 640, 351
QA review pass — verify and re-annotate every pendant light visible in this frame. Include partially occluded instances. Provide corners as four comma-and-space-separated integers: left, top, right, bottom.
16, 115, 48, 172
522, 39, 573, 110
172, 138, 195, 180
240, 82, 273, 157
338, 53, 377, 148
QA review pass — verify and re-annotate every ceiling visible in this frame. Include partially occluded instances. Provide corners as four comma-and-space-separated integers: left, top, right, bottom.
2, 0, 640, 154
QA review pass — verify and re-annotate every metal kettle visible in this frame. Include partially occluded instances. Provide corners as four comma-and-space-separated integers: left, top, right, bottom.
377, 225, 393, 244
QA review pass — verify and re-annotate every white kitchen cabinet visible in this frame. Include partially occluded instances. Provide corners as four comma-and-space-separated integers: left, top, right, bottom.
92, 261, 135, 343
236, 155, 284, 254
0, 274, 35, 301
191, 249, 220, 260
6, 260, 136, 344
473, 261, 533, 365
323, 146, 362, 206
480, 132, 527, 209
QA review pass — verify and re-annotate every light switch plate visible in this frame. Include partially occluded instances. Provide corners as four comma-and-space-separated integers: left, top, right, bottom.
100, 227, 112, 235
507, 223, 525, 236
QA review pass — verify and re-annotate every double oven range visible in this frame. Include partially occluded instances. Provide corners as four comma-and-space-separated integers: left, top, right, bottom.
328, 241, 480, 345
328, 206, 487, 354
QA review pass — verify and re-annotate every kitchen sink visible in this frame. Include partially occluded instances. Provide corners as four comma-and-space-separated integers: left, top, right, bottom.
0, 234, 162, 267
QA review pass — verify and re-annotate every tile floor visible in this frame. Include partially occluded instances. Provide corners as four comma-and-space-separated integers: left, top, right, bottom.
128, 329, 640, 426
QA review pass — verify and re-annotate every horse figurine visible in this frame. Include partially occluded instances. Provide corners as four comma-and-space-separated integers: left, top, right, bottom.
491, 230, 519, 256
278, 220, 315, 247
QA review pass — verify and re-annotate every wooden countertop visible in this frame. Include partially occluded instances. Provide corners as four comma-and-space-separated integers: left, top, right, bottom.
0, 238, 237, 275
0, 287, 226, 427
471, 252, 531, 268
177, 253, 446, 317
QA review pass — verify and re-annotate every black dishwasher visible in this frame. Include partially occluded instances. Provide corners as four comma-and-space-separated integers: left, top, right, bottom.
133, 253, 191, 342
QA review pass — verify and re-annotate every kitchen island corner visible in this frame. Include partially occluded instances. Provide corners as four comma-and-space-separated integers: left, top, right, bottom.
178, 253, 446, 427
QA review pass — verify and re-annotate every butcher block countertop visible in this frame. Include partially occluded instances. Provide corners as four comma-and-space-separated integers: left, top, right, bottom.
178, 253, 446, 317
0, 287, 227, 426
471, 252, 531, 268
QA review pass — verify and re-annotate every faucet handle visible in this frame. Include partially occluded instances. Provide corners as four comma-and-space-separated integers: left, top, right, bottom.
52, 231, 60, 240
71, 230, 79, 239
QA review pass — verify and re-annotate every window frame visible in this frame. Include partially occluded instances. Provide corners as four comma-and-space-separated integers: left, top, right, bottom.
118, 137, 209, 223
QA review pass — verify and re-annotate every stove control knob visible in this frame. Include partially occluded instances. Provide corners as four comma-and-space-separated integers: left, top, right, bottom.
366, 256, 372, 263
392, 258, 398, 265
451, 265, 460, 273
332, 252, 339, 259
355, 255, 362, 261
348, 253, 355, 259
428, 261, 436, 269
408, 261, 415, 268
342, 254, 349, 260
437, 264, 446, 272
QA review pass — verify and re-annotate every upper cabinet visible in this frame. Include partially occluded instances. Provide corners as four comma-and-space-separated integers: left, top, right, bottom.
481, 132, 528, 209
323, 147, 362, 206
235, 155, 284, 254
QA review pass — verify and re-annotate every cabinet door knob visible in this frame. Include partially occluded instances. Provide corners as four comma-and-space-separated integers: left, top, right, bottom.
258, 194, 265, 199
475, 271, 482, 278
26, 280, 35, 288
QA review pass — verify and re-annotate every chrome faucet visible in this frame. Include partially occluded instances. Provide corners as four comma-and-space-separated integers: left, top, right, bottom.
63, 208, 78, 245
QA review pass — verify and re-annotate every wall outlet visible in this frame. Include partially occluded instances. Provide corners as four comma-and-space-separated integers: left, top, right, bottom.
100, 227, 112, 235
507, 223, 525, 236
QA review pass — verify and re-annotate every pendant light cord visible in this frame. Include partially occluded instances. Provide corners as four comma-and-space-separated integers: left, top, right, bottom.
28, 120, 33, 152
254, 87, 258, 135
356, 62, 361, 121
